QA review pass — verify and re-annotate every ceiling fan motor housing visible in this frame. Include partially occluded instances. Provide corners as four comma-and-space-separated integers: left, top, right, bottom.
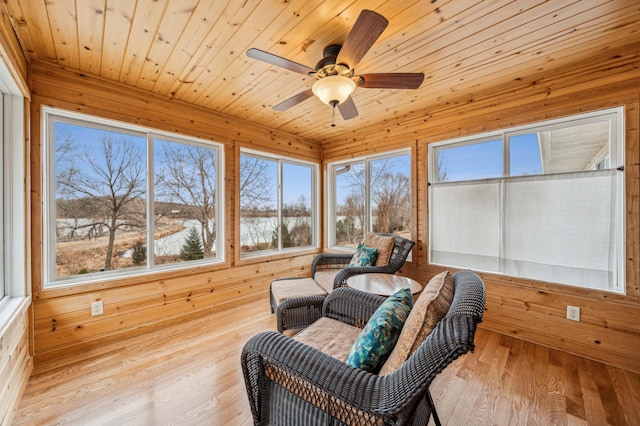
315, 44, 352, 78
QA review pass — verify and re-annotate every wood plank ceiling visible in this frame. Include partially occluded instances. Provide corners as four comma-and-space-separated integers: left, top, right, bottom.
4, 0, 640, 143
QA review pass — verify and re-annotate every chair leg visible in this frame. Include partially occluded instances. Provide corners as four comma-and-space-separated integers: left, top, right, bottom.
426, 389, 441, 426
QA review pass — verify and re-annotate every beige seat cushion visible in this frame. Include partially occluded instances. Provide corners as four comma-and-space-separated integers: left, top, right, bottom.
379, 271, 454, 376
294, 317, 362, 362
314, 270, 339, 293
271, 278, 327, 306
364, 234, 396, 266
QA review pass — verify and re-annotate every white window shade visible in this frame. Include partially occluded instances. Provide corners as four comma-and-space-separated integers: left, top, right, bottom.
503, 170, 618, 290
429, 180, 501, 272
430, 170, 622, 292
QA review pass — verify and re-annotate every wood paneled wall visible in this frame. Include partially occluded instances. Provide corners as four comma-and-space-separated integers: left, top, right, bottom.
25, 42, 640, 375
0, 5, 31, 425
323, 44, 640, 373
0, 308, 31, 425
29, 61, 322, 364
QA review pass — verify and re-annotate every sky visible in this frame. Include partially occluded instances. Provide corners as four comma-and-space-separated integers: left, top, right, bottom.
56, 121, 312, 206
55, 121, 544, 207
437, 133, 542, 181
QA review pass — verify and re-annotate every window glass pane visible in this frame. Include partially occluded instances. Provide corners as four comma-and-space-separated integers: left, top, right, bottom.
509, 133, 542, 176
334, 163, 365, 247
531, 120, 610, 174
282, 163, 312, 248
239, 155, 277, 254
154, 139, 218, 265
54, 121, 147, 279
435, 139, 502, 182
370, 154, 411, 238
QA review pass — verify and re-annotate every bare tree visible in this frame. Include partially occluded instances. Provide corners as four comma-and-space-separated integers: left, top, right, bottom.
239, 155, 274, 211
155, 143, 218, 257
437, 152, 449, 182
372, 172, 410, 233
335, 164, 365, 245
239, 155, 276, 250
335, 157, 411, 243
56, 135, 146, 271
282, 195, 312, 248
337, 193, 365, 245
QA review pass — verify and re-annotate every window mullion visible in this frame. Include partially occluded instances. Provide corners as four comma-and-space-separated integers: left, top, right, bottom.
499, 178, 506, 275
365, 160, 371, 236
147, 136, 155, 269
278, 160, 283, 251
503, 133, 510, 177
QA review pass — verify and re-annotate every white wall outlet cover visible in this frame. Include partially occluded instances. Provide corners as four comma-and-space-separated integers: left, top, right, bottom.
91, 301, 104, 316
567, 305, 580, 321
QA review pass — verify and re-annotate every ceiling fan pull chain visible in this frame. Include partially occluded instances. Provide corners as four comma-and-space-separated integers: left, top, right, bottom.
331, 105, 336, 127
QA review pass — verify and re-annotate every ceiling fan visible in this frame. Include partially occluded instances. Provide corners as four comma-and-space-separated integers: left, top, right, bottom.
246, 10, 425, 125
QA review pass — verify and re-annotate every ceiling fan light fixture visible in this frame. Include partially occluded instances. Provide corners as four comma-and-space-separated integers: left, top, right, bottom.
312, 75, 356, 107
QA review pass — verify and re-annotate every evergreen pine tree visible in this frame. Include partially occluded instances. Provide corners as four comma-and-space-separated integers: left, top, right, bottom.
180, 227, 204, 260
131, 240, 146, 265
272, 224, 294, 249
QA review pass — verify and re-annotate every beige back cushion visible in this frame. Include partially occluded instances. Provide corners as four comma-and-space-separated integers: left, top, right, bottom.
364, 234, 396, 266
314, 271, 339, 293
378, 271, 454, 376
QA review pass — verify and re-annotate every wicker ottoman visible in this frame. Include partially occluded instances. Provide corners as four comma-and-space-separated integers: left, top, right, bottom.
270, 278, 328, 332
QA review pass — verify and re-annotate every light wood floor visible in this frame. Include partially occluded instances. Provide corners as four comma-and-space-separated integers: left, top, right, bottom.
14, 295, 640, 426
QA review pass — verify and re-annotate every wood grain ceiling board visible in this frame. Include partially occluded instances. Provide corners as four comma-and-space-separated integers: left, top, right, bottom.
4, 0, 640, 143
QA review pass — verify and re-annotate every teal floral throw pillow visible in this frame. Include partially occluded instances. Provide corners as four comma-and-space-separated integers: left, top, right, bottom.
349, 243, 378, 267
347, 288, 414, 373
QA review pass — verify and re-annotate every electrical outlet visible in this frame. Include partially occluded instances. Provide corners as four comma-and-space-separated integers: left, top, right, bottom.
567, 305, 580, 321
91, 301, 104, 316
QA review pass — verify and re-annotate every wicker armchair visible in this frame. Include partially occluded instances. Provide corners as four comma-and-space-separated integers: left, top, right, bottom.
312, 234, 415, 290
242, 269, 486, 425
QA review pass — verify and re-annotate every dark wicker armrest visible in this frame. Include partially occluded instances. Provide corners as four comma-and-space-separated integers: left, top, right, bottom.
241, 313, 478, 425
311, 253, 353, 276
387, 314, 478, 395
322, 287, 386, 328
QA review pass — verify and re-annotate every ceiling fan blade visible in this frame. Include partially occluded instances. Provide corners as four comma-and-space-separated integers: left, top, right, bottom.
338, 96, 359, 120
273, 89, 315, 111
336, 10, 388, 68
358, 73, 425, 89
247, 48, 315, 75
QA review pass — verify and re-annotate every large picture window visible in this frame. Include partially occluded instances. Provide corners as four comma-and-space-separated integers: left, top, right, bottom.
43, 108, 224, 288
428, 108, 624, 293
329, 150, 412, 249
239, 149, 317, 257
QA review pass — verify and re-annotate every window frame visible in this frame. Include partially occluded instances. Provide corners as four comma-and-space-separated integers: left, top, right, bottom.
0, 95, 4, 302
327, 148, 412, 251
0, 58, 29, 327
239, 148, 319, 259
42, 107, 225, 288
428, 107, 625, 293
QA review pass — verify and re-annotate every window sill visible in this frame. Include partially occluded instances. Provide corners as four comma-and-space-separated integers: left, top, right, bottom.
0, 296, 31, 337
38, 259, 232, 299
238, 246, 320, 266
